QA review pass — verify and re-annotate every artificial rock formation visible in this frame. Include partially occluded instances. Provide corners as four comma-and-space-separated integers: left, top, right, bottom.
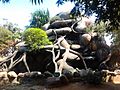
0, 12, 119, 85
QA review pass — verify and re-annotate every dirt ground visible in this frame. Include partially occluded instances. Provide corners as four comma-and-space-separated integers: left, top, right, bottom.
0, 82, 120, 90
1, 75, 120, 90
0, 72, 120, 90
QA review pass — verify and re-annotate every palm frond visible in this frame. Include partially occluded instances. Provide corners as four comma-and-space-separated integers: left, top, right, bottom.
0, 0, 10, 3
31, 0, 43, 5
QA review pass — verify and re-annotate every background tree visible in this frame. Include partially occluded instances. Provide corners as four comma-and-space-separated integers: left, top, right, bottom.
111, 30, 120, 46
31, 0, 43, 5
2, 20, 22, 41
27, 9, 50, 28
0, 0, 9, 3
0, 0, 43, 4
86, 21, 107, 36
0, 26, 13, 51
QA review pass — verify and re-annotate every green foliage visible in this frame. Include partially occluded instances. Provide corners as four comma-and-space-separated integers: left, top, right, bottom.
0, 0, 9, 3
23, 28, 52, 51
0, 0, 42, 4
111, 30, 120, 46
27, 9, 50, 28
31, 0, 43, 5
3, 22, 22, 33
0, 26, 13, 42
1, 20, 23, 43
0, 26, 13, 51
86, 21, 107, 36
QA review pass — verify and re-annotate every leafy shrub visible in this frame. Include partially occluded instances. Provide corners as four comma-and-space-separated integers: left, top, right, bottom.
23, 28, 52, 51
27, 9, 50, 28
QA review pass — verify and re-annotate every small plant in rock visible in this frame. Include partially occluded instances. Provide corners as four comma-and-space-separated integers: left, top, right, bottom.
23, 28, 52, 51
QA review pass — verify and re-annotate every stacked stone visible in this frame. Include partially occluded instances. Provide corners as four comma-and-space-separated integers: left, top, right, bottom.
41, 12, 112, 85
42, 12, 110, 71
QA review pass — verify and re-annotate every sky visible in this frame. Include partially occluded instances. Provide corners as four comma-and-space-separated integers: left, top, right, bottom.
0, 0, 75, 29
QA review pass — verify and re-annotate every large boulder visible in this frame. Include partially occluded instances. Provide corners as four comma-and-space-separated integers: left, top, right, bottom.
8, 71, 19, 84
0, 71, 9, 85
